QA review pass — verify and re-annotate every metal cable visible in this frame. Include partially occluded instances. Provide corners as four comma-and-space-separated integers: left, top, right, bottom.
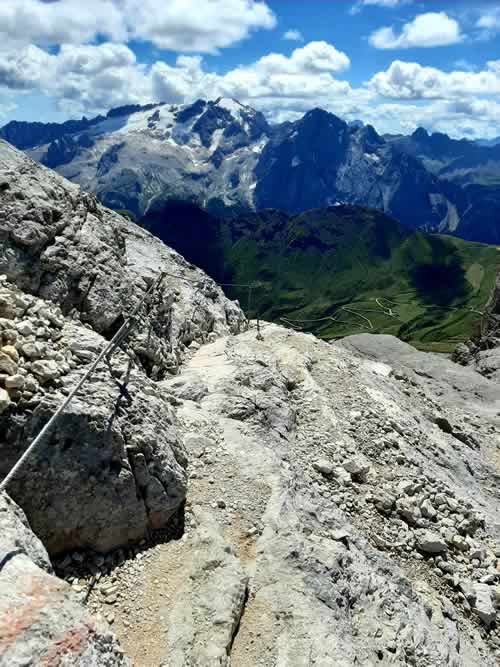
0, 272, 165, 494
0, 271, 263, 491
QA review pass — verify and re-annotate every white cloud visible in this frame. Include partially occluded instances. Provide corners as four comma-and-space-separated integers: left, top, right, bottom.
363, 0, 409, 6
0, 43, 151, 114
350, 0, 412, 15
125, 0, 276, 53
370, 59, 500, 100
477, 9, 500, 31
153, 41, 354, 114
476, 8, 500, 40
0, 45, 53, 90
369, 12, 463, 49
0, 0, 126, 46
0, 39, 356, 121
0, 0, 276, 53
283, 30, 304, 42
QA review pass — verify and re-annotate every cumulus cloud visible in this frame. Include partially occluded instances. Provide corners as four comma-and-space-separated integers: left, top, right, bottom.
476, 8, 500, 39
477, 9, 500, 31
125, 0, 276, 53
0, 0, 276, 53
370, 59, 500, 100
0, 38, 357, 121
0, 0, 126, 46
0, 45, 52, 90
0, 43, 151, 114
283, 30, 304, 42
369, 12, 463, 49
152, 41, 354, 114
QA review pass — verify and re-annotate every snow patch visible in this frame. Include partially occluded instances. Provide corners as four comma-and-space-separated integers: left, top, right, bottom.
210, 129, 224, 153
251, 137, 267, 154
215, 98, 247, 124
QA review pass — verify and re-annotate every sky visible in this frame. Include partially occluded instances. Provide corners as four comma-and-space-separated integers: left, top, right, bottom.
1, 0, 500, 138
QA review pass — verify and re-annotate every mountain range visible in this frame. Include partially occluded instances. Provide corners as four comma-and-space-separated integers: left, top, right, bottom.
2, 98, 500, 243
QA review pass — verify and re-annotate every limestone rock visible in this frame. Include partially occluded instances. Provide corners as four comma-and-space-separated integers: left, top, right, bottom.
0, 140, 246, 378
313, 458, 334, 476
343, 455, 371, 482
163, 326, 500, 666
0, 493, 128, 666
472, 584, 497, 627
0, 350, 17, 375
31, 358, 60, 382
4, 374, 25, 390
416, 530, 448, 555
0, 387, 10, 414
0, 492, 51, 572
0, 282, 188, 555
1, 344, 19, 362
161, 511, 248, 666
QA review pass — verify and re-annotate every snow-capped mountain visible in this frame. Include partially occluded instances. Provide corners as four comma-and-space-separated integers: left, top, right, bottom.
2, 98, 499, 241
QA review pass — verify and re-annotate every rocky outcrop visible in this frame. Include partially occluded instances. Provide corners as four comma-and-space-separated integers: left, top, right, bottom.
0, 139, 245, 378
0, 276, 188, 554
0, 493, 128, 666
0, 139, 245, 555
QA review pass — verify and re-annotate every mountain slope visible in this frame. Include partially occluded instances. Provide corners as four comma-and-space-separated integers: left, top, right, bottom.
139, 203, 499, 352
388, 127, 500, 187
4, 99, 499, 240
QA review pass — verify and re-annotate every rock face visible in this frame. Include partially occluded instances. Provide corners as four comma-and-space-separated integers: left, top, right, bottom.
4, 99, 500, 240
0, 268, 188, 556
0, 492, 128, 666
86, 324, 498, 665
0, 140, 246, 555
0, 139, 245, 378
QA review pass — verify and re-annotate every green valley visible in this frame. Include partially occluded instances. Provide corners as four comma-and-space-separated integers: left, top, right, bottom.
141, 203, 498, 353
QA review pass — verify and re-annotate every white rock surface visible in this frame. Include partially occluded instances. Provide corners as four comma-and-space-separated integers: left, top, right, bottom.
103, 324, 498, 665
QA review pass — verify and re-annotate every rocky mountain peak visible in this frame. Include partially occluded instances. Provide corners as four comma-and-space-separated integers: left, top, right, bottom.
2, 99, 500, 240
412, 126, 430, 142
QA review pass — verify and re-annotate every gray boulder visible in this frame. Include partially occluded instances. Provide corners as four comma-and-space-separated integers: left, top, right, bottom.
415, 530, 448, 555
472, 584, 497, 627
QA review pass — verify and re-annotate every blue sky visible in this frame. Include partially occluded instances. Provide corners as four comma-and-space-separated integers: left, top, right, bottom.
1, 0, 500, 138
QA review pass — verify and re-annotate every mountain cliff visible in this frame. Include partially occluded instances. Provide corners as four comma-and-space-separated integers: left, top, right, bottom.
3, 99, 500, 242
